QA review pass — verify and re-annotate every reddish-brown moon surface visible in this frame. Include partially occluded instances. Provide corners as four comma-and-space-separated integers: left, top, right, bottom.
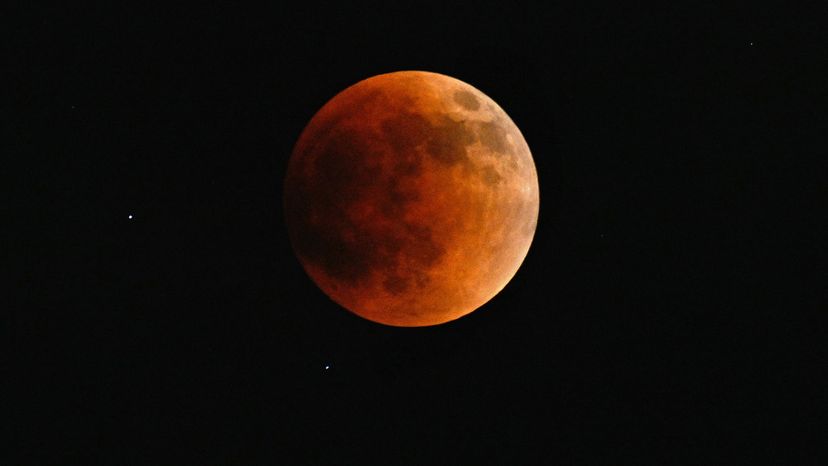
284, 71, 539, 327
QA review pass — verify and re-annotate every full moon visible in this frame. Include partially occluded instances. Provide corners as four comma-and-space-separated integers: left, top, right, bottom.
284, 71, 539, 327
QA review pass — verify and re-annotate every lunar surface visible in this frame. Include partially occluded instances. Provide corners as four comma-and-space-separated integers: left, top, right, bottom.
284, 71, 539, 327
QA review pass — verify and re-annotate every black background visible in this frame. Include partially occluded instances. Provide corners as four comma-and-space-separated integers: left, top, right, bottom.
8, 2, 825, 464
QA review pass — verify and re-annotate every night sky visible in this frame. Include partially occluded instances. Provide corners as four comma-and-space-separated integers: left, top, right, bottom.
9, 3, 824, 464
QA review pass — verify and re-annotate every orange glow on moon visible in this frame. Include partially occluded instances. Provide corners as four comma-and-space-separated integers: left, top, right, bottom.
284, 71, 539, 327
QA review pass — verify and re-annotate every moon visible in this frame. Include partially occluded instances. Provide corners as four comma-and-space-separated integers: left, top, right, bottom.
284, 71, 539, 327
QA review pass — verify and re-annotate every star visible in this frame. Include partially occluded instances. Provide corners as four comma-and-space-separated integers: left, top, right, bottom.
128, 214, 133, 219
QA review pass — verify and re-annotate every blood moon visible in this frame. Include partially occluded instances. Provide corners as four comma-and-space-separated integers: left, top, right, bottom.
284, 71, 539, 327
